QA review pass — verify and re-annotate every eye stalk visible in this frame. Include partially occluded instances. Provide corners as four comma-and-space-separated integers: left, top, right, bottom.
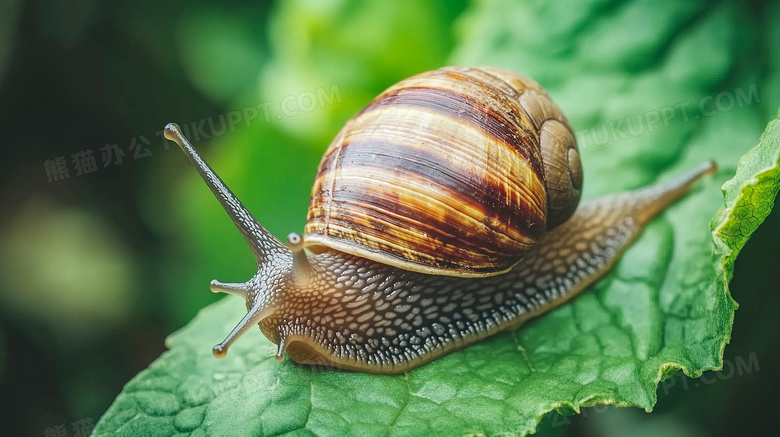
287, 232, 314, 286
164, 123, 287, 262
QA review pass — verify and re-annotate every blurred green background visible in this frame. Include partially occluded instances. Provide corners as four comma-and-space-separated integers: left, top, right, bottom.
0, 0, 777, 436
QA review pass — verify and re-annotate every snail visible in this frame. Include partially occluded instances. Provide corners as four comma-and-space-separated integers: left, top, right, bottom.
165, 66, 716, 374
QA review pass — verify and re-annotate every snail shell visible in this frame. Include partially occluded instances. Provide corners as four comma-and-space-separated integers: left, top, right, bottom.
305, 67, 582, 277
164, 66, 716, 374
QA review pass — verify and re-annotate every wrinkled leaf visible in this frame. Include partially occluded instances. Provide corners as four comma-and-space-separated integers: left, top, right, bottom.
95, 0, 779, 435
714, 111, 780, 274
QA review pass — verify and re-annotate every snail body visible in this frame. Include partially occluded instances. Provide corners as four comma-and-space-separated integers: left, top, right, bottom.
165, 66, 715, 374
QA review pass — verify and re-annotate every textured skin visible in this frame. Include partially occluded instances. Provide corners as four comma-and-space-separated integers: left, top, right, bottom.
255, 164, 712, 373
305, 66, 581, 277
166, 74, 714, 374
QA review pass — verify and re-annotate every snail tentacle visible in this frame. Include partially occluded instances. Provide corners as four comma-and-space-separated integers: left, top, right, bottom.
209, 280, 249, 298
287, 232, 314, 286
213, 302, 279, 358
164, 123, 287, 262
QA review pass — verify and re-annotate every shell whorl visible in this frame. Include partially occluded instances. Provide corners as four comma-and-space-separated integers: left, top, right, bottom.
305, 66, 581, 277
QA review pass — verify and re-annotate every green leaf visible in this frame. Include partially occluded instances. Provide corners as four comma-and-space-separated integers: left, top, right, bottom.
714, 110, 780, 276
96, 0, 780, 436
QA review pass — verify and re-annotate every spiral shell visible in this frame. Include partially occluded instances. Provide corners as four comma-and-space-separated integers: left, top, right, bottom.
304, 66, 582, 277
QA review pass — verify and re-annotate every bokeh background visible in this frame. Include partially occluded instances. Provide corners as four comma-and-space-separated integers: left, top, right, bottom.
0, 0, 777, 436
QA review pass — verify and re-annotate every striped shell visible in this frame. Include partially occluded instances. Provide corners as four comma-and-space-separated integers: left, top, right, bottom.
304, 66, 582, 277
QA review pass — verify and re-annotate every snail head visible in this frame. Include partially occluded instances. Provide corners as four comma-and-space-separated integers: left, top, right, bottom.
164, 123, 313, 360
